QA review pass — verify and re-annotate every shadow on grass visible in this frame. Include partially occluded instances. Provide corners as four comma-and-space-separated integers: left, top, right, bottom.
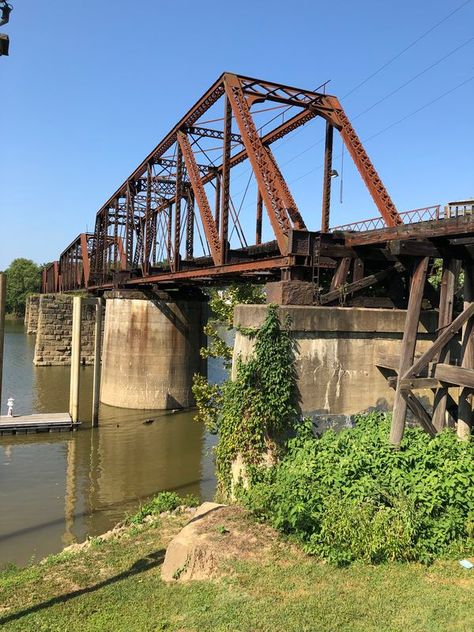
0, 549, 166, 626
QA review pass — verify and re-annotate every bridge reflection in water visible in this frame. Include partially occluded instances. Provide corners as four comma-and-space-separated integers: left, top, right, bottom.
0, 408, 215, 566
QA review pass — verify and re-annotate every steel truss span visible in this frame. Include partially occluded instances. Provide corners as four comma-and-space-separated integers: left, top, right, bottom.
44, 72, 408, 293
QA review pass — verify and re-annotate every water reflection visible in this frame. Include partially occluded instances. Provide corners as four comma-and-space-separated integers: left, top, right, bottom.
0, 321, 218, 566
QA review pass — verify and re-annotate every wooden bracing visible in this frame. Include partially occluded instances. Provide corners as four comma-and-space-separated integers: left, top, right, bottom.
387, 258, 474, 446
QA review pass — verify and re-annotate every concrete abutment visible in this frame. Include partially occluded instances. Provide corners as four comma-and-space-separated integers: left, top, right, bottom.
99, 290, 207, 410
233, 304, 440, 430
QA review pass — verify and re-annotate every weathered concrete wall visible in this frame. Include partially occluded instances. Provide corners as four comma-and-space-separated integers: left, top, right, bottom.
34, 294, 97, 366
24, 295, 40, 334
100, 292, 207, 410
233, 305, 440, 429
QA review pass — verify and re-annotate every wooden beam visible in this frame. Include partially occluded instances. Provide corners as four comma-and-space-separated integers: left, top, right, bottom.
432, 259, 460, 431
435, 364, 474, 389
320, 263, 403, 305
388, 240, 440, 258
329, 257, 351, 291
402, 302, 474, 380
400, 390, 437, 437
458, 264, 474, 439
344, 215, 474, 248
399, 377, 440, 390
390, 257, 429, 446
353, 258, 364, 282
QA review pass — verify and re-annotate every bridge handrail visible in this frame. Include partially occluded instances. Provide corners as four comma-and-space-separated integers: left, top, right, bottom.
330, 205, 441, 232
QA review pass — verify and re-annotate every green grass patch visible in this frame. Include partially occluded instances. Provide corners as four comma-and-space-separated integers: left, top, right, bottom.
126, 491, 199, 525
1, 514, 474, 631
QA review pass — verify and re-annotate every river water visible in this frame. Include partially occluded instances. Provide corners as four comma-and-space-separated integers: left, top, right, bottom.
0, 320, 220, 567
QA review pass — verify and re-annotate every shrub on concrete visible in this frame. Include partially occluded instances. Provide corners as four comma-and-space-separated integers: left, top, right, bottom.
241, 412, 474, 564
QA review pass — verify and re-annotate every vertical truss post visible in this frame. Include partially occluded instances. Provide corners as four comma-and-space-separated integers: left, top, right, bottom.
177, 131, 221, 264
214, 172, 221, 234
390, 257, 429, 446
167, 203, 172, 268
174, 144, 184, 272
458, 264, 474, 439
256, 189, 263, 245
186, 188, 195, 260
432, 259, 460, 431
125, 186, 134, 267
113, 205, 118, 269
321, 121, 333, 233
220, 95, 232, 263
144, 163, 153, 274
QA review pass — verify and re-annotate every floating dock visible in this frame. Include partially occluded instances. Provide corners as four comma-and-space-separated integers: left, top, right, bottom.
0, 413, 80, 435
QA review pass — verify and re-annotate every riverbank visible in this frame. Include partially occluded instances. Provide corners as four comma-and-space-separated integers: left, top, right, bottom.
1, 501, 474, 631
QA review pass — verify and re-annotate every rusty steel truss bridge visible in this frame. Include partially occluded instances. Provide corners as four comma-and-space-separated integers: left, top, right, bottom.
41, 72, 474, 443
42, 72, 474, 306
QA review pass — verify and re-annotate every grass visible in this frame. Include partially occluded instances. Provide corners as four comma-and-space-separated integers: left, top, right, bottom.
1, 512, 474, 631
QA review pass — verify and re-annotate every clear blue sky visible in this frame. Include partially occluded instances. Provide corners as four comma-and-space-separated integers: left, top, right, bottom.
1, 0, 473, 269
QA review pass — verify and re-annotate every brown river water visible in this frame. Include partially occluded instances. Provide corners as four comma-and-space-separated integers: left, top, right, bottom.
0, 320, 219, 567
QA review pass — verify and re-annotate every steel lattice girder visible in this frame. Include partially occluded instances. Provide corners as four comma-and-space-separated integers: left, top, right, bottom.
51, 72, 404, 291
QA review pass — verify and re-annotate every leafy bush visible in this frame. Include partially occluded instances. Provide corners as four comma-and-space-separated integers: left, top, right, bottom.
127, 491, 199, 525
203, 305, 299, 494
241, 412, 474, 564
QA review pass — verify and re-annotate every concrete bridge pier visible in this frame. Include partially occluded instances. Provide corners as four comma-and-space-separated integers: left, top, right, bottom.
99, 289, 207, 410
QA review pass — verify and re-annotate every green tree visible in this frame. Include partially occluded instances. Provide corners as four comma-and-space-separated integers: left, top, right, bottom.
4, 258, 42, 316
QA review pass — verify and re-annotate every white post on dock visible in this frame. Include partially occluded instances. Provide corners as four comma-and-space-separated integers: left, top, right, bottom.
0, 272, 5, 415
91, 298, 103, 427
69, 296, 82, 423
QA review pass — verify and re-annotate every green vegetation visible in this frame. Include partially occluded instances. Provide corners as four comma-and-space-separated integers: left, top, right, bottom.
241, 411, 474, 565
3, 258, 42, 316
195, 305, 298, 495
1, 507, 474, 631
126, 491, 199, 525
199, 284, 265, 367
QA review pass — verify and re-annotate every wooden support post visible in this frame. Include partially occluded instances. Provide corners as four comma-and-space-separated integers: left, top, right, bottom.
458, 264, 474, 439
353, 258, 364, 283
390, 257, 429, 446
69, 296, 82, 424
0, 273, 5, 415
91, 298, 103, 428
329, 257, 351, 291
432, 259, 460, 431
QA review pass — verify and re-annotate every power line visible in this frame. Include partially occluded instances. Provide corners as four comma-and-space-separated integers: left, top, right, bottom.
277, 34, 474, 170
343, 0, 473, 98
288, 74, 474, 186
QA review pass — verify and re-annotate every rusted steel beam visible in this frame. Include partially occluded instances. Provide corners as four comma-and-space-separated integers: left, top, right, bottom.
323, 95, 402, 228
177, 131, 221, 264
321, 121, 333, 233
224, 73, 294, 255
187, 126, 243, 144
127, 255, 293, 284
219, 96, 232, 263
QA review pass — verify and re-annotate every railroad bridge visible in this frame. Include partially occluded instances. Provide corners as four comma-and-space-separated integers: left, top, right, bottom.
36, 73, 474, 445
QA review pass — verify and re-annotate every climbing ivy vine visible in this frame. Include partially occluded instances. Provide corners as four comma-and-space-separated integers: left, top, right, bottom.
194, 303, 299, 496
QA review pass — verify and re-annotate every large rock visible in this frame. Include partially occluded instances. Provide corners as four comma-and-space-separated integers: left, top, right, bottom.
161, 502, 278, 582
